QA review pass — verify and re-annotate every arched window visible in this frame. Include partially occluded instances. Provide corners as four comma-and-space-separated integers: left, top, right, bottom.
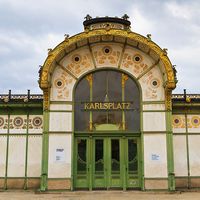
74, 70, 140, 132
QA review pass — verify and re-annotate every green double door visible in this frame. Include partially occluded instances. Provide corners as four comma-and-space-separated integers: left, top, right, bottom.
74, 136, 140, 190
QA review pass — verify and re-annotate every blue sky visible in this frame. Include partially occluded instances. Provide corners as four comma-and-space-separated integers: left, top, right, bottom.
0, 0, 199, 94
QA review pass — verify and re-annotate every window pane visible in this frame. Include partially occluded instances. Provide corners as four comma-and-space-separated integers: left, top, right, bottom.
125, 78, 140, 131
75, 78, 90, 131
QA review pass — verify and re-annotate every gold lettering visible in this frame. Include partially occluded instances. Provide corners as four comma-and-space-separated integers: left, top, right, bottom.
84, 102, 133, 110
108, 103, 111, 109
103, 103, 109, 109
126, 103, 130, 109
95, 103, 100, 109
84, 103, 90, 110
99, 103, 103, 109
90, 103, 95, 109
116, 103, 122, 109
121, 103, 125, 109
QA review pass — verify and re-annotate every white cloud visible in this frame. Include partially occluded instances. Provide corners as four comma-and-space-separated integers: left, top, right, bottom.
165, 1, 200, 21
0, 30, 64, 93
129, 7, 155, 35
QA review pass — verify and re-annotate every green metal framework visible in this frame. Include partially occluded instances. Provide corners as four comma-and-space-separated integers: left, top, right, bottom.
0, 101, 43, 190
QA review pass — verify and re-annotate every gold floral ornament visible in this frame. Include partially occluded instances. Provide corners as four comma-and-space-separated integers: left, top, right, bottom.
93, 46, 120, 65
66, 53, 91, 76
55, 71, 74, 100
86, 74, 93, 87
143, 71, 160, 99
122, 73, 128, 87
122, 52, 148, 76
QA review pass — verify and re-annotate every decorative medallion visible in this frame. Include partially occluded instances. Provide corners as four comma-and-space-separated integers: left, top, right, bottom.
72, 54, 82, 63
150, 78, 160, 89
32, 117, 43, 127
13, 117, 23, 127
0, 117, 4, 127
191, 116, 200, 127
133, 54, 143, 64
55, 78, 64, 89
66, 51, 93, 77
103, 46, 112, 55
172, 115, 185, 128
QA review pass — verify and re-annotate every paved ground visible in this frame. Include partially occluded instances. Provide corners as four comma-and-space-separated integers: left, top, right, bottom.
1, 191, 200, 200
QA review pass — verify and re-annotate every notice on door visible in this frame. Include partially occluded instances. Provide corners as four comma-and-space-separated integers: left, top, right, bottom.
151, 154, 160, 161
55, 148, 65, 162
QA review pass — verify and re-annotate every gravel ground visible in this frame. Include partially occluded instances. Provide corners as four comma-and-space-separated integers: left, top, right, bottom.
1, 190, 200, 200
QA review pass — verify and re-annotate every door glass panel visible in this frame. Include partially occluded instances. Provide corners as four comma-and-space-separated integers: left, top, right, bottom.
95, 139, 104, 172
77, 139, 87, 173
128, 139, 137, 173
111, 139, 120, 172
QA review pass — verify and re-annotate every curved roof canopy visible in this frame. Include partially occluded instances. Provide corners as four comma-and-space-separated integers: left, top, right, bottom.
39, 15, 177, 91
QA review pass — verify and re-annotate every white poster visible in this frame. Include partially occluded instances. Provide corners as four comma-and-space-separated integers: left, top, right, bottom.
151, 154, 160, 161
55, 148, 65, 162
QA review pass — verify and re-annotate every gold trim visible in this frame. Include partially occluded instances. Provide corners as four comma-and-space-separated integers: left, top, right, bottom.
122, 73, 128, 88
86, 74, 93, 87
39, 29, 176, 91
165, 88, 172, 111
43, 89, 49, 110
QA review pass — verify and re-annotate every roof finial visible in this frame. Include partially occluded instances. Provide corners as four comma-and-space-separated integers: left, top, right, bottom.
147, 34, 152, 41
163, 48, 168, 55
47, 49, 53, 55
85, 14, 92, 21
64, 34, 70, 41
122, 14, 129, 20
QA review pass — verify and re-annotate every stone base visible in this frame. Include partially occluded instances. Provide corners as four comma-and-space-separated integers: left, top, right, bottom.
27, 178, 40, 189
48, 179, 71, 190
0, 179, 5, 189
190, 178, 200, 188
145, 178, 168, 190
7, 178, 25, 189
175, 178, 188, 188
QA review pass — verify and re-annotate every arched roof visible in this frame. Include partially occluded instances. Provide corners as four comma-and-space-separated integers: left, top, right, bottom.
39, 25, 177, 91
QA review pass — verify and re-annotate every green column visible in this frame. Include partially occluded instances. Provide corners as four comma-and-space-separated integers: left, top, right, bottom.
40, 90, 50, 191
165, 89, 175, 191
4, 112, 10, 190
122, 74, 128, 130
24, 112, 29, 189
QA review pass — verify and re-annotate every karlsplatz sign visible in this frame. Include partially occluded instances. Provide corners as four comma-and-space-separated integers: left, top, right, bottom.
83, 102, 134, 111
